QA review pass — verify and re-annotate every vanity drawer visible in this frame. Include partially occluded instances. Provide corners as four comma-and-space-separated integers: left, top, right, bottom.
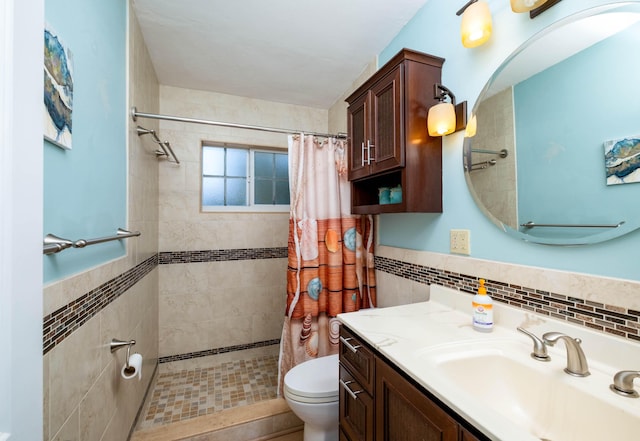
339, 326, 375, 393
339, 365, 374, 441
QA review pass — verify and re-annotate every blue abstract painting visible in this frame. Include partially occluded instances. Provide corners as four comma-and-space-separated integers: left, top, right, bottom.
44, 25, 73, 149
604, 136, 640, 185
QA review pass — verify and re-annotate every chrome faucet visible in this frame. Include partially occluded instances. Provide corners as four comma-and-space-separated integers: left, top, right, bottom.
610, 370, 640, 398
517, 327, 550, 361
542, 332, 590, 377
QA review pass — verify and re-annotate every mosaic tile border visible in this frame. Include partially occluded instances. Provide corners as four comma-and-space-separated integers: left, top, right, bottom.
375, 255, 640, 343
42, 248, 286, 356
43, 254, 159, 355
159, 247, 287, 264
158, 339, 281, 364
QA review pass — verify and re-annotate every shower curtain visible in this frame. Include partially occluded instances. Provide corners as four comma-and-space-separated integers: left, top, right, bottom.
278, 134, 376, 393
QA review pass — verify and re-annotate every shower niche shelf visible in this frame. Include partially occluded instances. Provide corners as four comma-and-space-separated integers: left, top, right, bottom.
346, 48, 444, 214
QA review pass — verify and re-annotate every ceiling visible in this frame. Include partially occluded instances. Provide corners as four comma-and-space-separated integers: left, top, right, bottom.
132, 0, 430, 109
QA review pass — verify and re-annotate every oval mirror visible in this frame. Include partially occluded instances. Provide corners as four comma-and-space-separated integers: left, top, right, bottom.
463, 3, 640, 245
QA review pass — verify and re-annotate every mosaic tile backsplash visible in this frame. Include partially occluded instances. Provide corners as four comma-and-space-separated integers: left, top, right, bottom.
375, 255, 640, 342
43, 248, 639, 357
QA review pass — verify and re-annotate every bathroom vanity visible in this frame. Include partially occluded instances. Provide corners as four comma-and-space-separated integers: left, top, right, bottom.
337, 284, 640, 441
339, 325, 485, 441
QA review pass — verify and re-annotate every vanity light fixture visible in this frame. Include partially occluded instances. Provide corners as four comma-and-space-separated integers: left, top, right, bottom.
427, 84, 467, 137
511, 0, 549, 13
457, 0, 492, 48
511, 0, 563, 18
464, 114, 477, 138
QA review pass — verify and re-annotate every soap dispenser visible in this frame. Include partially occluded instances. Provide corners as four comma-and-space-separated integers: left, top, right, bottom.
472, 279, 493, 332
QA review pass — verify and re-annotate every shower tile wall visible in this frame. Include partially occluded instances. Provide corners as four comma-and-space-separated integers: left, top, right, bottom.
42, 8, 160, 441
156, 85, 329, 362
468, 87, 517, 229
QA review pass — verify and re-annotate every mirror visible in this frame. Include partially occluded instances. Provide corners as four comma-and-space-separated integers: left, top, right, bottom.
463, 3, 640, 245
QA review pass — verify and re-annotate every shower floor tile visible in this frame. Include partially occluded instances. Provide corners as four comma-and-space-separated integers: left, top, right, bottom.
137, 353, 279, 430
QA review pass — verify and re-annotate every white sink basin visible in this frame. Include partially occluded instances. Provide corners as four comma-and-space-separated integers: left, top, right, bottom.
416, 338, 640, 441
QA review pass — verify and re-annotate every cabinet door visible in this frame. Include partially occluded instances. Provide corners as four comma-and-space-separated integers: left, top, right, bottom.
375, 358, 458, 441
340, 365, 374, 441
370, 65, 403, 175
460, 426, 483, 441
339, 326, 375, 393
347, 92, 369, 181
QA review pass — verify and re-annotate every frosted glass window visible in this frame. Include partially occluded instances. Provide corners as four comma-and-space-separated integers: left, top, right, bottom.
227, 149, 248, 177
253, 152, 290, 205
202, 177, 224, 205
255, 152, 273, 178
202, 144, 289, 211
202, 148, 225, 175
275, 181, 290, 205
275, 154, 288, 178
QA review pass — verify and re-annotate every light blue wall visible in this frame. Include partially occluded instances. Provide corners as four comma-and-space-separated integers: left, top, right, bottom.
378, 0, 640, 281
43, 0, 127, 283
515, 24, 640, 236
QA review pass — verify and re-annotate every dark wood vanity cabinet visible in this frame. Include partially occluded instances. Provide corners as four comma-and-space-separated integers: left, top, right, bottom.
346, 48, 444, 214
347, 66, 403, 182
339, 326, 375, 441
375, 358, 458, 441
339, 325, 486, 441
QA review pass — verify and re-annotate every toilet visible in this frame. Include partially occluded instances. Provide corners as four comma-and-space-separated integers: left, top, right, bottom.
283, 354, 339, 441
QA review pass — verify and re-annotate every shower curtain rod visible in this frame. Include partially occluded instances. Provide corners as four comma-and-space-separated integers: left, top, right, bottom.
131, 107, 347, 139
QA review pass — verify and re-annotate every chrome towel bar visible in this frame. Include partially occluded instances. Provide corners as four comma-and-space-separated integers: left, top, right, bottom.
136, 125, 180, 164
43, 228, 141, 255
520, 221, 625, 229
471, 148, 508, 158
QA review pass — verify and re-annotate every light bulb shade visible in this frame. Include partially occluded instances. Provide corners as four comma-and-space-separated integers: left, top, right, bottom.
464, 114, 477, 138
510, 0, 549, 13
461, 1, 492, 48
428, 102, 456, 137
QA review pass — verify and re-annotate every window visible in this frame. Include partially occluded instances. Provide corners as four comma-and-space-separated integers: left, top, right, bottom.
202, 144, 290, 211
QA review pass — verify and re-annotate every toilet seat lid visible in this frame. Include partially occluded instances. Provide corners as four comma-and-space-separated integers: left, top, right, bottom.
284, 354, 339, 401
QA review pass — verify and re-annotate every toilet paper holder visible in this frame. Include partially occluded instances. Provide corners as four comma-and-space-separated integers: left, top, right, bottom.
110, 338, 136, 369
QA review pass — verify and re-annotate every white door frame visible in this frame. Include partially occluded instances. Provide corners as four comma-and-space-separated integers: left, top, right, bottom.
1, 0, 44, 439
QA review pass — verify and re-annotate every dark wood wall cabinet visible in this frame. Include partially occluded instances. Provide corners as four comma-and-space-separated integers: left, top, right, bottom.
339, 325, 489, 441
346, 49, 445, 214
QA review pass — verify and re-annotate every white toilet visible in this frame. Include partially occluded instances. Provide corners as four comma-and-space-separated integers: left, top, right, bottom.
283, 354, 339, 441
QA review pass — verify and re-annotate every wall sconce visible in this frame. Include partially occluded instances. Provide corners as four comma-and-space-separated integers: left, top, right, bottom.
456, 0, 492, 48
464, 114, 477, 138
427, 84, 467, 137
511, 0, 548, 13
511, 0, 562, 18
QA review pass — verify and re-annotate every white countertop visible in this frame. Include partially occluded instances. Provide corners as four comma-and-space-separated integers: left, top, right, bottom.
337, 284, 640, 441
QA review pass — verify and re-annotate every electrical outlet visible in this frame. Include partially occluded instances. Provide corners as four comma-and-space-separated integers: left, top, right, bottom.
450, 229, 471, 255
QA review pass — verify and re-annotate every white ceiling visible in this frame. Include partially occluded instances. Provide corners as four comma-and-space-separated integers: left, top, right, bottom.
132, 0, 430, 109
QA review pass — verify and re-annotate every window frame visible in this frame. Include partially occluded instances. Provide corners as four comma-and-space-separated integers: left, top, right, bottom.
201, 142, 290, 213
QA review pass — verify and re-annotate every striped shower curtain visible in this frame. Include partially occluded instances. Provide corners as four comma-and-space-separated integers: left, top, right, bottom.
278, 134, 376, 393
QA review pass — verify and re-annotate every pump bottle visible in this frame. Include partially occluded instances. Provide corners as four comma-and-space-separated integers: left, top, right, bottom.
472, 279, 493, 332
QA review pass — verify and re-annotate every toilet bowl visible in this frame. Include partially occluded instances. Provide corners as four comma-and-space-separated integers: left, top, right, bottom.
283, 354, 339, 441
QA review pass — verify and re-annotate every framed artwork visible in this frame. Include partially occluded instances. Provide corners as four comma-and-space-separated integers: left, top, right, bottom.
604, 136, 640, 185
44, 25, 73, 150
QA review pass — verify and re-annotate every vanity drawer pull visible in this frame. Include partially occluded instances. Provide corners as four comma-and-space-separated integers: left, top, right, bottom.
339, 378, 362, 400
339, 336, 361, 353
